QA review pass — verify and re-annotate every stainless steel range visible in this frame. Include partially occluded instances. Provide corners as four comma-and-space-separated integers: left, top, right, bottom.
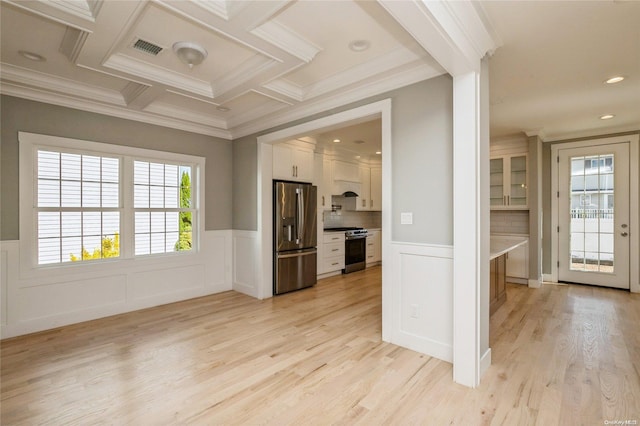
324, 227, 368, 273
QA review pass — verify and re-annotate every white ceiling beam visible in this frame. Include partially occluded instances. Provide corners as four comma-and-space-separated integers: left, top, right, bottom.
378, 0, 500, 76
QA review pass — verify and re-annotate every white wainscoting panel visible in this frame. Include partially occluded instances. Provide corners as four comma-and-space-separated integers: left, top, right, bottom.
389, 242, 454, 362
232, 230, 259, 298
129, 265, 205, 302
1, 249, 8, 326
0, 230, 233, 339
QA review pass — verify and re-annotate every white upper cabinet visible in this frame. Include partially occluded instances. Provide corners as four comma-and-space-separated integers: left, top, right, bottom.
490, 154, 528, 209
370, 166, 382, 211
273, 142, 314, 182
354, 165, 371, 211
314, 154, 333, 210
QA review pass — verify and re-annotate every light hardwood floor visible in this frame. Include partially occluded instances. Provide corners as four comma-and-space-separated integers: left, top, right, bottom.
2, 266, 639, 425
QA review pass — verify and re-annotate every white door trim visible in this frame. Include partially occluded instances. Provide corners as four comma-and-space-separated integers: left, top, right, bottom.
256, 99, 392, 302
551, 134, 639, 293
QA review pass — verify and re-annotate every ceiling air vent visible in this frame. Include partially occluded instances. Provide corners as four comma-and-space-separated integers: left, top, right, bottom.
132, 38, 163, 56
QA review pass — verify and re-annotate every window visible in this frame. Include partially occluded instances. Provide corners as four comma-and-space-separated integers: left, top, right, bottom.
36, 149, 121, 264
21, 132, 204, 269
133, 161, 193, 256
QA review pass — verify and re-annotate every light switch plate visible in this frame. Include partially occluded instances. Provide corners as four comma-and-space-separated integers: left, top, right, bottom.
400, 212, 413, 225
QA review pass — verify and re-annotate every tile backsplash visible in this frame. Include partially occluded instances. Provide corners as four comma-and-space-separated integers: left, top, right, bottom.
323, 209, 382, 230
490, 210, 529, 235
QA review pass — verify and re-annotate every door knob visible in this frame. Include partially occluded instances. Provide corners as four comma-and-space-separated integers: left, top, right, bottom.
621, 232, 628, 237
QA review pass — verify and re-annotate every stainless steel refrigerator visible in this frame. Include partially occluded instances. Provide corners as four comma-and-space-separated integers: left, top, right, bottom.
273, 180, 317, 295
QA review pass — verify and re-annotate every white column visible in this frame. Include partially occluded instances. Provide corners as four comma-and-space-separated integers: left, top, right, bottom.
453, 68, 488, 387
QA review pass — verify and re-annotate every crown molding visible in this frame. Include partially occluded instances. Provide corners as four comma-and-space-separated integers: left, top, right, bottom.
251, 20, 322, 63
3, 0, 96, 32
120, 82, 150, 106
262, 79, 304, 102
544, 125, 640, 143
302, 48, 437, 101
226, 95, 290, 129
143, 103, 228, 129
1, 83, 232, 139
46, 0, 101, 21
102, 53, 214, 99
523, 128, 547, 140
0, 63, 125, 106
230, 61, 444, 139
262, 78, 304, 102
191, 0, 230, 20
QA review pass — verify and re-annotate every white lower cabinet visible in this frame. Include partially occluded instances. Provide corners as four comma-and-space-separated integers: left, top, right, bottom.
506, 239, 528, 283
366, 229, 381, 265
321, 232, 345, 274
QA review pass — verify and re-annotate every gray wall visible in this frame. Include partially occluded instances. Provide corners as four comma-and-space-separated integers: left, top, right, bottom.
1, 95, 233, 240
541, 130, 640, 274
232, 75, 454, 245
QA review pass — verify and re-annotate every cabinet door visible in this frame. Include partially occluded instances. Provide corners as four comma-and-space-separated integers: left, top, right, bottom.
321, 157, 332, 209
506, 241, 528, 279
294, 148, 314, 182
490, 154, 528, 209
273, 144, 293, 180
508, 155, 527, 207
370, 167, 382, 211
490, 157, 505, 207
356, 165, 370, 211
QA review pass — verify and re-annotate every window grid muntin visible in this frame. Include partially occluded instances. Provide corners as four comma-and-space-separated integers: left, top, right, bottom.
35, 148, 122, 264
569, 154, 615, 273
133, 160, 194, 256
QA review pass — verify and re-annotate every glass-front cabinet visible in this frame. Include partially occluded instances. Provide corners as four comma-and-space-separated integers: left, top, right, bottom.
490, 154, 528, 209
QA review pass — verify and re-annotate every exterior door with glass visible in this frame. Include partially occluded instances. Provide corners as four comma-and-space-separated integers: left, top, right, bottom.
558, 143, 630, 289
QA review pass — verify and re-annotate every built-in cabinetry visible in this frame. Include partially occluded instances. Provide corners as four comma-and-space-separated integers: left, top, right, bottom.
352, 165, 382, 211
506, 239, 528, 284
490, 154, 528, 209
490, 254, 507, 315
273, 142, 314, 182
366, 229, 381, 265
320, 232, 345, 274
329, 159, 381, 212
314, 154, 333, 209
370, 167, 382, 211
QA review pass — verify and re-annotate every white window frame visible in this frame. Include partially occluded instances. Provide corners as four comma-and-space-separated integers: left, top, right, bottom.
19, 132, 205, 279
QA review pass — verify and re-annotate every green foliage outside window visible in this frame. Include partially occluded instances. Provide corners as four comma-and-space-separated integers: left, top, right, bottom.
175, 171, 192, 251
70, 233, 120, 261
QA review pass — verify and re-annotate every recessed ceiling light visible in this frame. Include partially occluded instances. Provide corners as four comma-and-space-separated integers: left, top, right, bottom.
600, 114, 615, 120
19, 50, 45, 62
216, 106, 230, 112
605, 76, 624, 84
348, 40, 370, 52
333, 139, 341, 143
375, 151, 382, 155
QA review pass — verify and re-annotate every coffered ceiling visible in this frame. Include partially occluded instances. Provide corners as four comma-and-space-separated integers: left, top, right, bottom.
2, 1, 637, 144
0, 0, 443, 139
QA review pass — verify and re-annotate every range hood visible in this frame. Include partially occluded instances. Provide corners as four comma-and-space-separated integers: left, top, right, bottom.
332, 180, 360, 197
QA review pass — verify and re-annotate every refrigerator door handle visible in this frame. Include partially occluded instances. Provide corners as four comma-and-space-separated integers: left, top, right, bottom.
296, 188, 304, 244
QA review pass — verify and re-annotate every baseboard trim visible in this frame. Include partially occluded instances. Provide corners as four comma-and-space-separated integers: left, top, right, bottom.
480, 348, 492, 377
528, 279, 541, 288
